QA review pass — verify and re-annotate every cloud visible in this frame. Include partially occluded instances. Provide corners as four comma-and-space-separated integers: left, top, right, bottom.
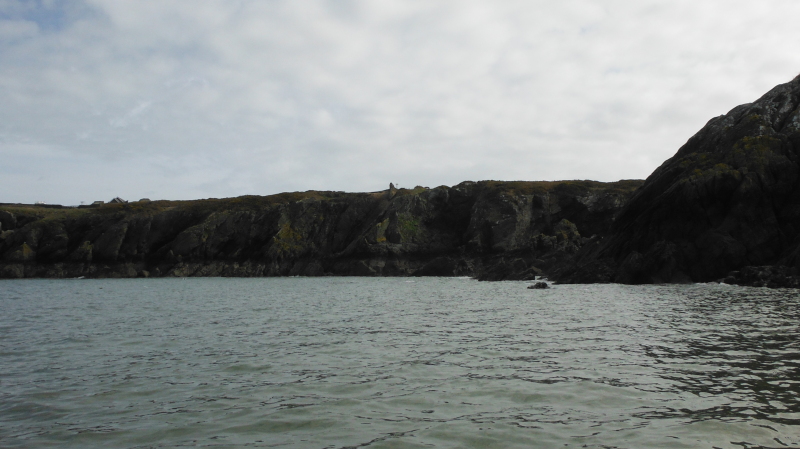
0, 18, 38, 39
2, 0, 800, 204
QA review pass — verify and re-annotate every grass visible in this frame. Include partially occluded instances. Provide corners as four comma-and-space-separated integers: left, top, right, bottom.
475, 179, 643, 198
397, 214, 421, 241
0, 181, 645, 229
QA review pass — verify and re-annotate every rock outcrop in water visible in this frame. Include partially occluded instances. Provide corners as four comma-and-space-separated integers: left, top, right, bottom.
722, 265, 800, 288
0, 180, 641, 279
552, 75, 800, 285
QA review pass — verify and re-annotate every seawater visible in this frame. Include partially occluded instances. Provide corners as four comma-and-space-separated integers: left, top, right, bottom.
1, 278, 799, 449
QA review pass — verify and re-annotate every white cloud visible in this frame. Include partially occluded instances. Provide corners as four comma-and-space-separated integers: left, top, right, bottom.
1, 0, 800, 204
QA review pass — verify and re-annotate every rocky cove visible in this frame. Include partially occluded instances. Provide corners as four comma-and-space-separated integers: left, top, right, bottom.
5, 75, 800, 286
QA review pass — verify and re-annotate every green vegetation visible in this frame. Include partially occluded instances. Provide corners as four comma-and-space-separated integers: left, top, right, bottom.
477, 179, 643, 199
8, 242, 35, 261
675, 136, 783, 185
0, 191, 355, 225
678, 152, 710, 169
392, 186, 430, 198
681, 159, 743, 185
0, 205, 92, 221
375, 218, 389, 243
743, 113, 765, 126
676, 133, 782, 177
0, 181, 643, 237
271, 222, 304, 257
732, 135, 782, 165
397, 214, 421, 241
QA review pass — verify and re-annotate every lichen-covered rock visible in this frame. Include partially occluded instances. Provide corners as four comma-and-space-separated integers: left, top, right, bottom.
0, 263, 24, 278
4, 242, 36, 262
69, 241, 93, 262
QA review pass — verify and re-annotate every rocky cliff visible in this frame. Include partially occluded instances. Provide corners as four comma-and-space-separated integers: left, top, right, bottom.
11, 76, 800, 284
553, 75, 800, 284
0, 180, 641, 279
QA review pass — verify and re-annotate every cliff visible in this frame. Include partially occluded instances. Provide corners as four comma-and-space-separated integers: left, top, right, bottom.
0, 180, 642, 279
553, 75, 800, 284
11, 76, 800, 284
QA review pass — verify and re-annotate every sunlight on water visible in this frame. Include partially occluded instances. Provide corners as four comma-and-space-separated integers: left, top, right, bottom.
1, 278, 799, 448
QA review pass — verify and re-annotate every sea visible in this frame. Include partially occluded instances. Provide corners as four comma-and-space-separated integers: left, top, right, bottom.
1, 277, 799, 449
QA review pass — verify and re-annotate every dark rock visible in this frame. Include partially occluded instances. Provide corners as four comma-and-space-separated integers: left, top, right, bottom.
553, 75, 800, 285
722, 265, 800, 288
550, 258, 617, 284
92, 222, 129, 262
475, 255, 542, 281
4, 243, 35, 262
36, 222, 69, 261
0, 210, 16, 231
0, 263, 25, 278
414, 256, 458, 276
69, 241, 93, 262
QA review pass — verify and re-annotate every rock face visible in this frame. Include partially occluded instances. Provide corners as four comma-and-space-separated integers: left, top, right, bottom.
553, 75, 800, 284
723, 266, 800, 288
0, 180, 641, 279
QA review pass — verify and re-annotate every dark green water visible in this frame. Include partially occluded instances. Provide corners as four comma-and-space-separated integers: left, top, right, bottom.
1, 278, 799, 448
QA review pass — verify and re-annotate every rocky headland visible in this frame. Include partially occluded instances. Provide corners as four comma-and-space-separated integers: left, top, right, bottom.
552, 75, 800, 287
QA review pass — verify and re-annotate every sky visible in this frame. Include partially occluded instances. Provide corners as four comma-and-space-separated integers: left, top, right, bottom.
2, 0, 799, 205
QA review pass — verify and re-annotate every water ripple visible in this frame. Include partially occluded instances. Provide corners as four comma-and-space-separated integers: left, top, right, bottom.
1, 279, 799, 448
